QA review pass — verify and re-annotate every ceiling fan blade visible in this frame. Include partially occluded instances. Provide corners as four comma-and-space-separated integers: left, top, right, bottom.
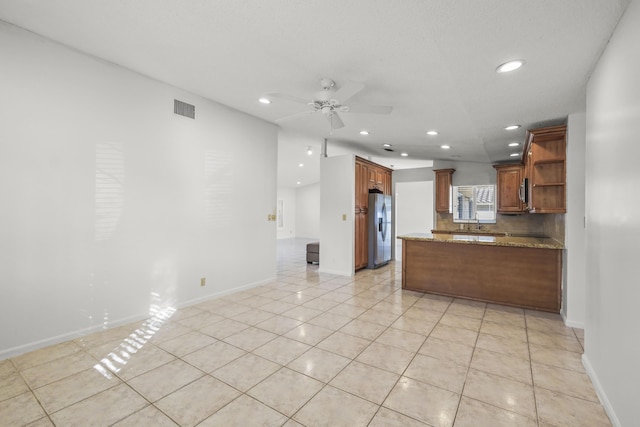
266, 92, 310, 105
333, 81, 364, 104
275, 110, 316, 122
345, 104, 393, 115
325, 112, 344, 129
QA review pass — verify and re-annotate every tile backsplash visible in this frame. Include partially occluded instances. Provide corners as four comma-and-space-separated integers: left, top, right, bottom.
542, 213, 565, 244
435, 212, 565, 240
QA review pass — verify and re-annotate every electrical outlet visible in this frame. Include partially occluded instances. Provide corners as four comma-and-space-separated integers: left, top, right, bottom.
200, 277, 206, 287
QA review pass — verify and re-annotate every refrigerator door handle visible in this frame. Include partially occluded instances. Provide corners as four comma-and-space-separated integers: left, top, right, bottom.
381, 203, 387, 240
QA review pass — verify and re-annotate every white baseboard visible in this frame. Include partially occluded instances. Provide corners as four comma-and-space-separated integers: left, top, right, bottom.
561, 311, 585, 329
318, 267, 354, 277
582, 354, 621, 427
178, 276, 276, 308
0, 276, 277, 361
0, 312, 149, 361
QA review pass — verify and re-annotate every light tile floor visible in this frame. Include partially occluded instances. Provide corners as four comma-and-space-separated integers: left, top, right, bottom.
0, 239, 611, 426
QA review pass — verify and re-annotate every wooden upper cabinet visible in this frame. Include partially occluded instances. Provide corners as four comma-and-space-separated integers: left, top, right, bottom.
434, 169, 455, 213
494, 164, 526, 214
355, 161, 369, 211
375, 170, 384, 187
368, 168, 377, 190
524, 125, 567, 213
356, 157, 392, 196
383, 170, 392, 195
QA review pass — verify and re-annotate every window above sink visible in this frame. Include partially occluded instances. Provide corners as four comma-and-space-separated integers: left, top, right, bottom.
452, 185, 497, 224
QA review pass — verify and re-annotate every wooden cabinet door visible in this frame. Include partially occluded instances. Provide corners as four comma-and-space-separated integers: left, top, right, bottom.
354, 212, 368, 270
355, 161, 368, 210
495, 164, 525, 213
434, 169, 455, 213
375, 170, 384, 188
383, 171, 392, 195
368, 168, 377, 190
355, 159, 369, 270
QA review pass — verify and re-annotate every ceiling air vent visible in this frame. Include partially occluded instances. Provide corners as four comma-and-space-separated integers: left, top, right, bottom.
383, 148, 394, 152
174, 99, 195, 119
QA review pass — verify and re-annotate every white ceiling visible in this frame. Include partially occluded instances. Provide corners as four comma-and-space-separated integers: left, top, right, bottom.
0, 0, 629, 187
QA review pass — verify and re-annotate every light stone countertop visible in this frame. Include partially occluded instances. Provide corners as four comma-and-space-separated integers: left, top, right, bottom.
398, 232, 564, 250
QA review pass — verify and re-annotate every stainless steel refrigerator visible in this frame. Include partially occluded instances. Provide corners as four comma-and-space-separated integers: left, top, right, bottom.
368, 192, 392, 269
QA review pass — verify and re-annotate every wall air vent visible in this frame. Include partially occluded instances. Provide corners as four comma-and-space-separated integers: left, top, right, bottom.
174, 99, 195, 119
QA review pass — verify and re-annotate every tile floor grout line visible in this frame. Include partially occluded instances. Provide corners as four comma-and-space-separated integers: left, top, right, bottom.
454, 304, 482, 422
360, 296, 451, 426
525, 311, 543, 426
8, 357, 54, 425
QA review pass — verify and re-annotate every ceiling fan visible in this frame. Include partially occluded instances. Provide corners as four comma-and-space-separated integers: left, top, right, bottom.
268, 78, 393, 131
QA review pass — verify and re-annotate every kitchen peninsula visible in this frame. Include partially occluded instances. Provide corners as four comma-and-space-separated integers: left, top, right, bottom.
399, 233, 563, 312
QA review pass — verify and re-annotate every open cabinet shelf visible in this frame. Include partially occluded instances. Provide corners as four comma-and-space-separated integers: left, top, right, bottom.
524, 125, 567, 213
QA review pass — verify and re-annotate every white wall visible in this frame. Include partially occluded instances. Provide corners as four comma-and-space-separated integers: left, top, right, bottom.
0, 22, 278, 358
395, 181, 433, 261
584, 1, 640, 425
276, 187, 296, 239
433, 160, 497, 186
391, 167, 435, 255
295, 183, 320, 239
395, 181, 433, 236
563, 112, 587, 327
319, 155, 354, 275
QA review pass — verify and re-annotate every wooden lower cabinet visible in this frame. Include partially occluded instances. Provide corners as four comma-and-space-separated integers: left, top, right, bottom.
354, 211, 368, 270
402, 239, 561, 312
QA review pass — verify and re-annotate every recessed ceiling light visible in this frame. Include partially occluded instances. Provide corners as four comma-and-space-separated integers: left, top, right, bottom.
296, 181, 301, 185
505, 125, 521, 131
427, 130, 439, 136
508, 142, 520, 147
496, 60, 525, 73
258, 97, 271, 104
510, 153, 520, 157
400, 152, 408, 157
298, 163, 304, 167
441, 145, 451, 149
307, 146, 313, 155
383, 143, 392, 147
360, 130, 369, 135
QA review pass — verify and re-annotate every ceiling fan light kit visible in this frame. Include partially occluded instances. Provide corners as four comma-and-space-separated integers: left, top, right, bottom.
269, 78, 393, 131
